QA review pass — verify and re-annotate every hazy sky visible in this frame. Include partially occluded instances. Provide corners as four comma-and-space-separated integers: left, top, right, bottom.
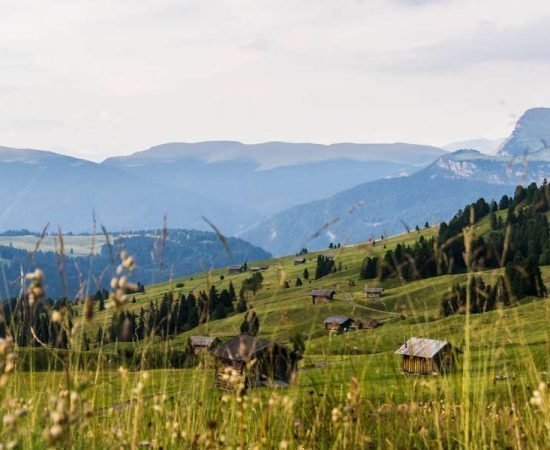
1, 0, 550, 161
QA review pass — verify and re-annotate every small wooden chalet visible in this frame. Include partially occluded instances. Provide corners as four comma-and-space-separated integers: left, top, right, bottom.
188, 336, 220, 355
228, 264, 245, 274
311, 289, 335, 304
323, 316, 354, 333
294, 257, 306, 265
250, 265, 269, 272
210, 335, 300, 390
364, 287, 384, 298
395, 337, 455, 375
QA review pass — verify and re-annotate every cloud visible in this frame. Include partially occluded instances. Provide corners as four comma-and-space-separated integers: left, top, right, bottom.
373, 18, 550, 72
243, 38, 273, 52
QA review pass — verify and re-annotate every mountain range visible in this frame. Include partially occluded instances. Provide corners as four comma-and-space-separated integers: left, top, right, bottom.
241, 108, 550, 254
0, 107, 549, 256
0, 142, 443, 234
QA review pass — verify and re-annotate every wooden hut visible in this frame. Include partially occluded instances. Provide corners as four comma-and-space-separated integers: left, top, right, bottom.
364, 287, 384, 298
311, 289, 335, 304
188, 336, 220, 355
228, 264, 245, 274
250, 265, 269, 272
323, 316, 354, 333
294, 257, 306, 265
395, 337, 455, 375
210, 335, 300, 390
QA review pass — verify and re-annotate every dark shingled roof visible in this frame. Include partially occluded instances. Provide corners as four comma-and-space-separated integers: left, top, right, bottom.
311, 289, 335, 297
395, 337, 449, 358
210, 335, 283, 362
190, 336, 218, 347
323, 316, 352, 325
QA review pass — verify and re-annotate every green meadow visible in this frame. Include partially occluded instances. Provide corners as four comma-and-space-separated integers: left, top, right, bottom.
0, 221, 548, 449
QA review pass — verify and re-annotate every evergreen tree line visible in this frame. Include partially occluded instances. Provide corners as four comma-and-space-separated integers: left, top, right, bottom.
440, 259, 547, 317
99, 282, 239, 344
315, 255, 336, 279
360, 182, 550, 295
0, 296, 73, 349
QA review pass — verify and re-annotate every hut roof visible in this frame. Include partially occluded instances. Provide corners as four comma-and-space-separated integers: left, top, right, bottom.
294, 257, 306, 262
311, 289, 335, 297
228, 265, 244, 270
395, 337, 449, 358
190, 336, 218, 347
323, 316, 352, 325
210, 335, 282, 362
364, 287, 384, 293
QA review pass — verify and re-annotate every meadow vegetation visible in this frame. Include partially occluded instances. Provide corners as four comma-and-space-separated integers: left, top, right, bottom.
0, 184, 548, 448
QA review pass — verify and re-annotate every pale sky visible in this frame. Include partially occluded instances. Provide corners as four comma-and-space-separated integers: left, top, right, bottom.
1, 0, 550, 161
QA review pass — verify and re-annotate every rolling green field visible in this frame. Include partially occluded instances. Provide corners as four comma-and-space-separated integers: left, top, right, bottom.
1, 222, 549, 449
0, 234, 109, 256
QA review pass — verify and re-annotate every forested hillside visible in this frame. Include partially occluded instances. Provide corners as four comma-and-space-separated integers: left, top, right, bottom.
0, 229, 270, 298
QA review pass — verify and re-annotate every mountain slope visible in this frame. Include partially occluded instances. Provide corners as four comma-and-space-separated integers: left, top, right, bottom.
498, 107, 550, 156
242, 108, 550, 255
102, 141, 446, 217
0, 146, 258, 233
241, 170, 514, 255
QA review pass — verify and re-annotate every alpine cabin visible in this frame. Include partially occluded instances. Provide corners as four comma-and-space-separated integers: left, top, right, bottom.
311, 289, 335, 304
395, 337, 455, 375
228, 265, 245, 274
188, 336, 220, 355
294, 257, 306, 265
364, 287, 384, 298
210, 335, 301, 391
323, 316, 354, 333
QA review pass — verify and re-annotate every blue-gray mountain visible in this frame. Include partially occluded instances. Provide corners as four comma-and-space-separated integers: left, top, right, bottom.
102, 141, 445, 219
241, 108, 550, 255
498, 107, 550, 156
0, 142, 444, 234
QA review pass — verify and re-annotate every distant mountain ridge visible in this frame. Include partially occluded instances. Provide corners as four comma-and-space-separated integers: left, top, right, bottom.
0, 141, 445, 235
242, 108, 550, 255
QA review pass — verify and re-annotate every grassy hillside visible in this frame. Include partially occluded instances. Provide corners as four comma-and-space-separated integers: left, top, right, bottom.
2, 216, 549, 449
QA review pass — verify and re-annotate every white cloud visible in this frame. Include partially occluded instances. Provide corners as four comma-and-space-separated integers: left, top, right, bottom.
0, 0, 549, 160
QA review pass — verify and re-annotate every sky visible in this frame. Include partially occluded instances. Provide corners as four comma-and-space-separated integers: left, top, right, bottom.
1, 0, 550, 162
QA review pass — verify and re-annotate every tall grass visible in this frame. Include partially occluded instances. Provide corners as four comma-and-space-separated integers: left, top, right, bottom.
0, 216, 548, 449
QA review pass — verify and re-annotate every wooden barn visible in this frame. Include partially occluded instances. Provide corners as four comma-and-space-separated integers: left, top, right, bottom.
228, 265, 245, 274
311, 289, 335, 304
210, 335, 301, 390
188, 336, 220, 355
364, 287, 384, 298
294, 257, 306, 265
395, 337, 455, 375
250, 265, 269, 272
323, 316, 354, 333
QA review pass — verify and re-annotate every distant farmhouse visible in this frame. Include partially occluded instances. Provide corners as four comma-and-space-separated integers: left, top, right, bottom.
364, 287, 384, 298
311, 289, 335, 304
250, 265, 269, 272
323, 316, 355, 334
228, 264, 245, 274
188, 336, 220, 355
395, 337, 455, 375
294, 257, 306, 265
210, 335, 300, 390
